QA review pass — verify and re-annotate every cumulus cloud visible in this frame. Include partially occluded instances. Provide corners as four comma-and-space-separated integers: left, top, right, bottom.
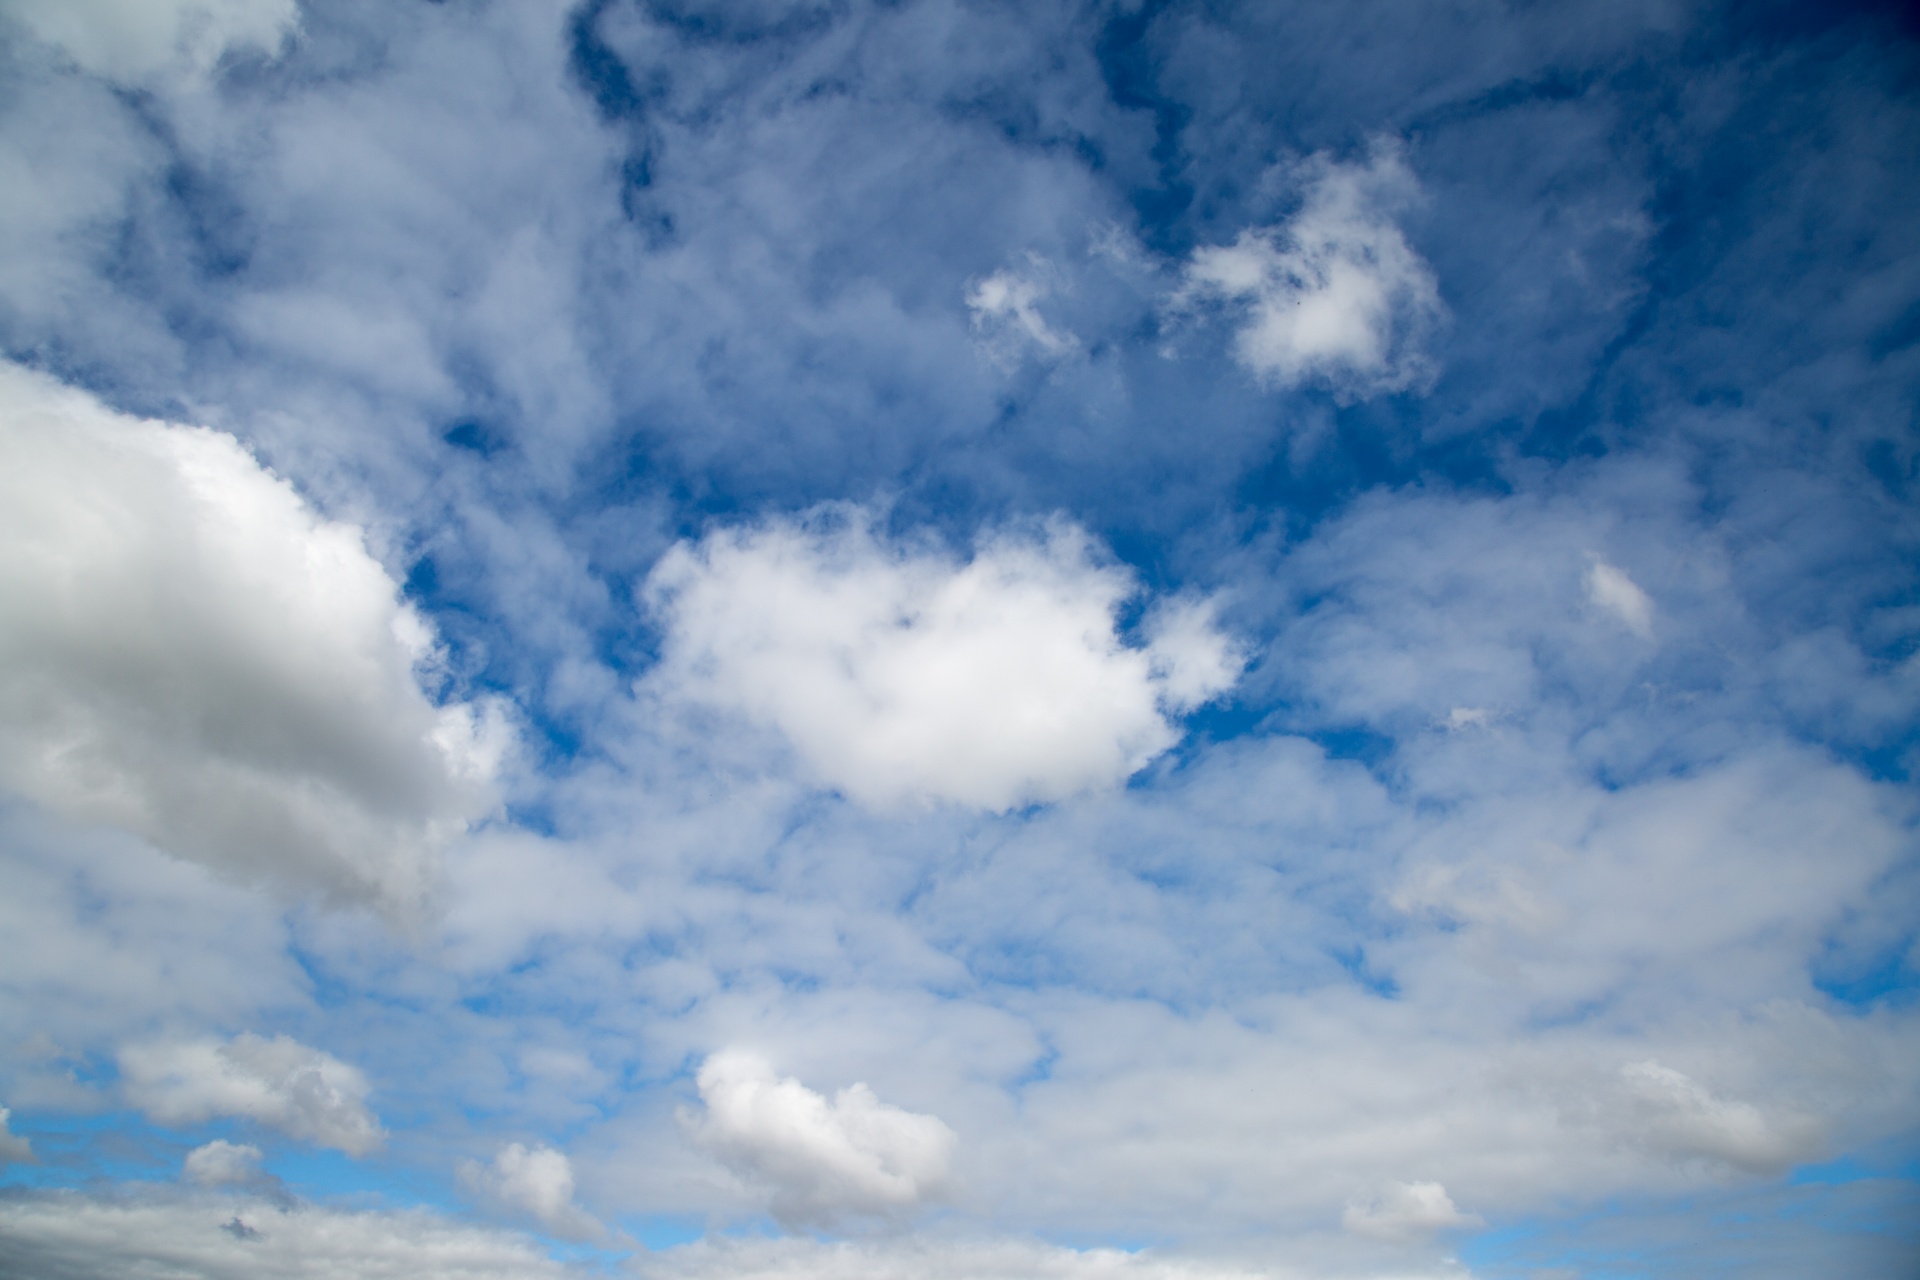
1341, 1181, 1482, 1242
1178, 145, 1442, 397
0, 0, 298, 83
643, 510, 1239, 811
0, 1105, 32, 1164
686, 1050, 956, 1225
0, 363, 507, 913
183, 1140, 264, 1188
0, 1191, 568, 1280
120, 1033, 383, 1156
458, 1142, 599, 1238
967, 257, 1079, 366
1585, 557, 1655, 638
1608, 1060, 1818, 1175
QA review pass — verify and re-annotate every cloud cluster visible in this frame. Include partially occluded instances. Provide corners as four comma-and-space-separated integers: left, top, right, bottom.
0, 363, 505, 912
688, 1050, 957, 1225
459, 1142, 599, 1239
1179, 147, 1443, 397
119, 1033, 383, 1156
644, 511, 1238, 811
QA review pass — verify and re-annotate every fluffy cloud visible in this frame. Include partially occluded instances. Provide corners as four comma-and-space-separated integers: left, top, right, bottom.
1341, 1181, 1480, 1243
1607, 1060, 1818, 1175
458, 1142, 600, 1238
643, 511, 1238, 811
0, 363, 506, 913
0, 1105, 32, 1164
0, 0, 297, 83
687, 1050, 957, 1224
1178, 146, 1442, 396
120, 1033, 383, 1156
0, 1191, 568, 1280
183, 1140, 264, 1188
1585, 557, 1655, 638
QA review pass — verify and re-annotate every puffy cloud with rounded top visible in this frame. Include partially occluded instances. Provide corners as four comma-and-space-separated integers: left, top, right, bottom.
120, 1033, 383, 1156
458, 1142, 600, 1239
687, 1050, 957, 1225
0, 363, 507, 914
1341, 1181, 1481, 1243
1178, 145, 1443, 397
643, 510, 1239, 811
183, 1140, 264, 1188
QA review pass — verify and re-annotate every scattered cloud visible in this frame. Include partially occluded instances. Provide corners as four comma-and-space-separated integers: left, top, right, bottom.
119, 1033, 384, 1156
0, 0, 298, 84
0, 363, 508, 914
1342, 1181, 1482, 1242
643, 510, 1238, 810
686, 1050, 956, 1225
1585, 557, 1655, 638
1177, 145, 1443, 397
967, 257, 1079, 367
459, 1142, 600, 1239
183, 1140, 264, 1188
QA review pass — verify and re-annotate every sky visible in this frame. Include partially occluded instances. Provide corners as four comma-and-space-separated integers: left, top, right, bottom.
0, 0, 1917, 1277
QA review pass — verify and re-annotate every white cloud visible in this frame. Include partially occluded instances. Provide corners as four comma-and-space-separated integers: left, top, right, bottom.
1609, 1060, 1818, 1175
1341, 1181, 1482, 1242
0, 1191, 568, 1280
1178, 146, 1442, 397
0, 363, 507, 914
459, 1142, 600, 1239
967, 257, 1079, 366
183, 1140, 264, 1188
120, 1033, 384, 1156
642, 510, 1238, 811
0, 0, 298, 83
645, 1235, 1296, 1280
0, 1105, 32, 1165
1585, 557, 1655, 638
686, 1050, 957, 1225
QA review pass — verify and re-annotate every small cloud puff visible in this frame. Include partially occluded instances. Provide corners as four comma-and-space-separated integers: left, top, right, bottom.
643, 509, 1240, 811
966, 256, 1078, 367
686, 1050, 956, 1226
120, 1033, 383, 1156
1585, 557, 1655, 638
1342, 1180, 1482, 1242
0, 1106, 33, 1165
458, 1142, 600, 1239
183, 1140, 263, 1188
1177, 143, 1442, 398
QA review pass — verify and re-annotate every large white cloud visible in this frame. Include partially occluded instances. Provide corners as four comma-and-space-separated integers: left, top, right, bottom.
0, 0, 297, 83
0, 363, 506, 913
1178, 146, 1443, 397
642, 511, 1239, 811
687, 1050, 957, 1225
119, 1032, 384, 1156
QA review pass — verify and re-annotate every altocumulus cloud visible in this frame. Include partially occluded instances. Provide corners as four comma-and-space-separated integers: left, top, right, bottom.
643, 509, 1239, 811
0, 363, 507, 913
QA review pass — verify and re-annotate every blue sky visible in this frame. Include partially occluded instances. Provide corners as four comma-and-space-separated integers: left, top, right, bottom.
0, 0, 1917, 1276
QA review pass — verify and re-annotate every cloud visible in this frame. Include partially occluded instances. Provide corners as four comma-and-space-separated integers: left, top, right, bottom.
0, 363, 507, 913
967, 257, 1079, 366
1177, 145, 1442, 397
0, 1191, 569, 1280
1585, 557, 1655, 638
642, 510, 1238, 811
0, 1105, 32, 1165
686, 1050, 956, 1225
1341, 1181, 1481, 1242
119, 1033, 384, 1156
645, 1234, 1292, 1280
459, 1142, 600, 1239
0, 0, 298, 83
183, 1140, 264, 1188
1608, 1060, 1819, 1175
